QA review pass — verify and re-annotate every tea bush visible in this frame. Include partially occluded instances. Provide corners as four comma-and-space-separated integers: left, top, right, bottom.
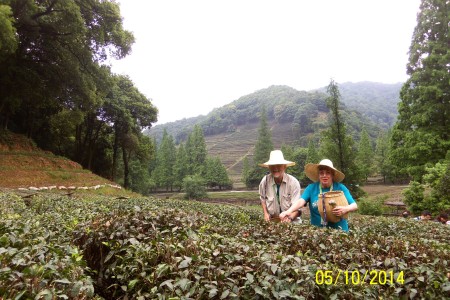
1, 192, 449, 299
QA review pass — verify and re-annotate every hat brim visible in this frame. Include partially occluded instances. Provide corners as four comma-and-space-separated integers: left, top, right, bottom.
259, 161, 296, 168
304, 163, 345, 182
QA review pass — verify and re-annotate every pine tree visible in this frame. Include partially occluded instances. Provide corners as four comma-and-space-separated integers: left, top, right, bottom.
205, 157, 232, 189
375, 130, 392, 183
173, 143, 189, 191
253, 107, 274, 166
320, 79, 363, 195
244, 107, 273, 188
241, 156, 250, 184
153, 129, 176, 191
185, 125, 207, 175
390, 0, 449, 181
356, 128, 374, 181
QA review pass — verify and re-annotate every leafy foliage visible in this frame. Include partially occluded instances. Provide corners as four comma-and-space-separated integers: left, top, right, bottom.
153, 129, 176, 191
0, 1, 158, 194
356, 128, 375, 180
182, 174, 208, 199
2, 192, 449, 299
205, 157, 232, 189
358, 196, 389, 216
375, 130, 394, 183
317, 82, 403, 129
403, 159, 450, 215
390, 0, 449, 181
148, 84, 399, 146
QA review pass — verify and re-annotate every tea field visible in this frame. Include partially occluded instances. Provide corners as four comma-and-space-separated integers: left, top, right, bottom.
0, 192, 449, 299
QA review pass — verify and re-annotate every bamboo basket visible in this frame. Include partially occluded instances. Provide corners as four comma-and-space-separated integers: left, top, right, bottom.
270, 216, 281, 223
317, 191, 349, 223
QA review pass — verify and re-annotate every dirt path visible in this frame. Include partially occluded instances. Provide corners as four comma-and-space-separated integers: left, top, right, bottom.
361, 184, 408, 202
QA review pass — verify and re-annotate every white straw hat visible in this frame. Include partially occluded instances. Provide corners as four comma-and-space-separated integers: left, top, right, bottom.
259, 150, 295, 168
304, 159, 345, 182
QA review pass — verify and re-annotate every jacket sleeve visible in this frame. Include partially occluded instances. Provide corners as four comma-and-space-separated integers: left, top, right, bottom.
259, 176, 267, 202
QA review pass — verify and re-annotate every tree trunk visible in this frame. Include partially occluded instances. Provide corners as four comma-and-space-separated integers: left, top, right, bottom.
122, 146, 129, 189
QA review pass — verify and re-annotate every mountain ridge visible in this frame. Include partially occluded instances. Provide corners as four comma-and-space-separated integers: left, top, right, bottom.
148, 81, 401, 143
147, 81, 402, 187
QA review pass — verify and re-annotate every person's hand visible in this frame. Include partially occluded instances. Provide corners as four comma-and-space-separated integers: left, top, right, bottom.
279, 211, 288, 219
332, 206, 347, 217
264, 213, 271, 222
280, 215, 292, 223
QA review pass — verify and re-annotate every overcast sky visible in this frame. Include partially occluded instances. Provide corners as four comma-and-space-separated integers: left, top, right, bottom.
110, 0, 421, 125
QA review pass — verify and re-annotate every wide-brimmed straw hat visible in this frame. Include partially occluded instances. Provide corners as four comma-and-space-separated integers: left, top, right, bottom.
259, 150, 295, 168
304, 159, 345, 182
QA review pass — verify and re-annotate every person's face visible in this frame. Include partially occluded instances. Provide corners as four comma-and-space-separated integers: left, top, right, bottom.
422, 215, 431, 221
319, 168, 334, 188
269, 164, 287, 180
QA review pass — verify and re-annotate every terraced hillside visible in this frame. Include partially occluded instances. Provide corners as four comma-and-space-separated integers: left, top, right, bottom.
206, 120, 299, 188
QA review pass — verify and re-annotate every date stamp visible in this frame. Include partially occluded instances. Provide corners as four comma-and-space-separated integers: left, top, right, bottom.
315, 269, 405, 285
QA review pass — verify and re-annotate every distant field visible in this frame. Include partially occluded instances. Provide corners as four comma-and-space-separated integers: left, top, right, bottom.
153, 184, 408, 204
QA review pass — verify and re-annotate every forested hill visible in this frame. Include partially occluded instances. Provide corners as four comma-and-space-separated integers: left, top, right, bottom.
147, 82, 401, 144
316, 81, 403, 127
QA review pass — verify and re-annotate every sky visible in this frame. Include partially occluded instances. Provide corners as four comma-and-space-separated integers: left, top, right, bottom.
110, 0, 421, 125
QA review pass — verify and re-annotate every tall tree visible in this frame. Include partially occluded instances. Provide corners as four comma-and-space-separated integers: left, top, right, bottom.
375, 130, 392, 183
253, 107, 274, 166
320, 79, 362, 195
185, 125, 207, 175
104, 74, 157, 186
390, 0, 449, 181
153, 129, 176, 191
0, 0, 134, 134
244, 107, 273, 188
173, 143, 189, 191
127, 135, 154, 195
0, 4, 17, 60
205, 157, 232, 190
356, 128, 374, 181
241, 156, 250, 185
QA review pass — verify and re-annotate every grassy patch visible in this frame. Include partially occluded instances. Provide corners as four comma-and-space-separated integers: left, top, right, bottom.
207, 191, 259, 199
46, 171, 75, 180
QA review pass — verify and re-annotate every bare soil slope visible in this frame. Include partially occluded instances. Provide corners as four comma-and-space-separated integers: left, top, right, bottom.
0, 132, 118, 189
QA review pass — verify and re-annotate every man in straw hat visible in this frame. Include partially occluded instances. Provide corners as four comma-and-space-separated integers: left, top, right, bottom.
259, 150, 302, 223
280, 159, 357, 232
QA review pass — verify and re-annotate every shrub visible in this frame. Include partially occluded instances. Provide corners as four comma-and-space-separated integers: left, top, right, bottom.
182, 174, 207, 199
403, 160, 450, 215
358, 195, 388, 216
403, 181, 425, 215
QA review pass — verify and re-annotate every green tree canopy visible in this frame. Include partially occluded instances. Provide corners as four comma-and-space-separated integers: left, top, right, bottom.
205, 157, 232, 190
390, 0, 449, 181
0, 4, 18, 59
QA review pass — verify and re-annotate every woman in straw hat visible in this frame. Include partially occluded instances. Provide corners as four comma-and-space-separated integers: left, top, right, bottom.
259, 150, 302, 223
280, 159, 357, 232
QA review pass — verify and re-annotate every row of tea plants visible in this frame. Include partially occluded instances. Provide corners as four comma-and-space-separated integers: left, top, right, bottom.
0, 192, 449, 299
